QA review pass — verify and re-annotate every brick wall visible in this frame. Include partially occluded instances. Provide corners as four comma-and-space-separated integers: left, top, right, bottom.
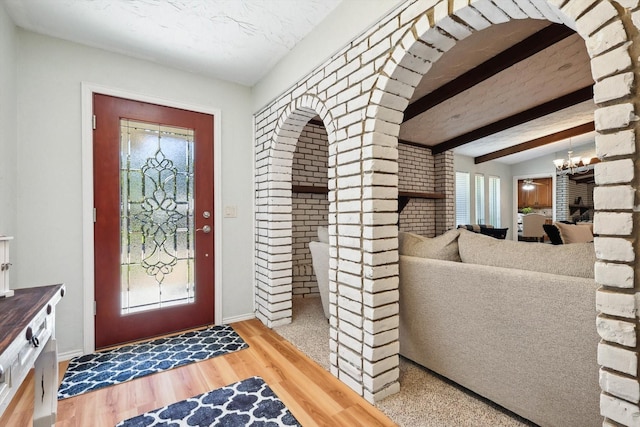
556, 174, 596, 222
569, 179, 595, 221
292, 123, 329, 188
398, 143, 438, 236
292, 122, 329, 297
292, 124, 441, 298
254, 0, 638, 422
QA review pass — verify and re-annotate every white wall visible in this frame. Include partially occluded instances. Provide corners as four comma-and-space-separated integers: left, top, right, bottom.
509, 146, 595, 226
15, 30, 254, 355
454, 155, 513, 238
511, 153, 558, 177
0, 4, 17, 234
511, 141, 596, 178
251, 0, 402, 111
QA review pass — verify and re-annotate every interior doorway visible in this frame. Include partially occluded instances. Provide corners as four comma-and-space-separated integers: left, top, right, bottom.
512, 173, 555, 242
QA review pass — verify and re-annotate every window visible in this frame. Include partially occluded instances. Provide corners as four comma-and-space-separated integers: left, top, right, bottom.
475, 174, 485, 224
488, 176, 501, 226
455, 172, 470, 226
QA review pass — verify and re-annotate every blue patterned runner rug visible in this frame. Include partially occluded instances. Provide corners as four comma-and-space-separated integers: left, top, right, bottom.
58, 325, 248, 400
116, 376, 301, 427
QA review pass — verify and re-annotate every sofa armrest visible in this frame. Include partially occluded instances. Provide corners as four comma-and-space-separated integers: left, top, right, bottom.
309, 241, 330, 319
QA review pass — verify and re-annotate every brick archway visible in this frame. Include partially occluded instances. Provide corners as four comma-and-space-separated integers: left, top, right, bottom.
255, 95, 336, 328
255, 0, 637, 423
372, 1, 635, 422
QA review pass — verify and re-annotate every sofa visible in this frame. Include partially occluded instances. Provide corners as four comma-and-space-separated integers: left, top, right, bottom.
309, 227, 601, 426
399, 228, 600, 427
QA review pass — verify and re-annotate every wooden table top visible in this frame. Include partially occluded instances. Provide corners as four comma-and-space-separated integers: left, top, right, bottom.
0, 284, 64, 356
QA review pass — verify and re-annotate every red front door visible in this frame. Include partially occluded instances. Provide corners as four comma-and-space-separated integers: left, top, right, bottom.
93, 94, 214, 349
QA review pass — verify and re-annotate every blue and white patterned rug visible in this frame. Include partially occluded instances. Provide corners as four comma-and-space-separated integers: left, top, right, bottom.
116, 376, 301, 427
58, 325, 248, 400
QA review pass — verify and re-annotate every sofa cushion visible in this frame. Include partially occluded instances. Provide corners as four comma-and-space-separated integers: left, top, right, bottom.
554, 222, 594, 244
399, 229, 461, 262
458, 229, 595, 279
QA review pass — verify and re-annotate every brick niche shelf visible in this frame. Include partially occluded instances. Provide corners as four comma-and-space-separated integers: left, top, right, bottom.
292, 186, 445, 214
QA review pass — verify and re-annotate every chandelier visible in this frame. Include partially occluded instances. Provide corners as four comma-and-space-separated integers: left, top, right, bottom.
552, 139, 598, 175
552, 151, 593, 174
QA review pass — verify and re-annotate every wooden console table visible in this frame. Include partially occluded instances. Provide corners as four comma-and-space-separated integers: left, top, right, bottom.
0, 284, 65, 426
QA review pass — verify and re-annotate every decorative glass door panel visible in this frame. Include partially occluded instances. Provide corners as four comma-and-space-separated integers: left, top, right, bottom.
120, 120, 195, 314
93, 94, 214, 349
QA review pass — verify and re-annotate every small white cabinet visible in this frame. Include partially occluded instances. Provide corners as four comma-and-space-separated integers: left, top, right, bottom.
0, 236, 13, 298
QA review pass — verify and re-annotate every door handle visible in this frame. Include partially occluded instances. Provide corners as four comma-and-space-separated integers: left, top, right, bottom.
196, 225, 211, 234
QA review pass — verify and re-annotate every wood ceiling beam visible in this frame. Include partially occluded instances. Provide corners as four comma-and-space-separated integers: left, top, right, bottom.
430, 85, 594, 155
403, 23, 575, 122
398, 138, 429, 149
474, 121, 595, 164
569, 171, 595, 183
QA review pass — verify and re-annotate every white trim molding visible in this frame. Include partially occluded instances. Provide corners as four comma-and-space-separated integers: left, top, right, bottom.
81, 82, 223, 354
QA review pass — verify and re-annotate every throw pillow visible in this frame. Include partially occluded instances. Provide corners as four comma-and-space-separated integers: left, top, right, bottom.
317, 226, 329, 244
554, 222, 594, 244
401, 229, 461, 262
479, 227, 508, 239
398, 231, 429, 255
458, 229, 595, 279
543, 224, 563, 245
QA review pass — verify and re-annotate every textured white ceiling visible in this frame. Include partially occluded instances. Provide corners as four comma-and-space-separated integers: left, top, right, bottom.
4, 2, 594, 164
3, 0, 343, 86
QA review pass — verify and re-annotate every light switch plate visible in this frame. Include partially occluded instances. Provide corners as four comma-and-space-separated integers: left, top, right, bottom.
224, 205, 237, 218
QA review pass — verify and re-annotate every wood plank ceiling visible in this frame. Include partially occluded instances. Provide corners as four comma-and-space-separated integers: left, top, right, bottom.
398, 19, 595, 165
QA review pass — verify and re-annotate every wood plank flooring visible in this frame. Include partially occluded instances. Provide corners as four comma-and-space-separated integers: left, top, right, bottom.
0, 318, 396, 427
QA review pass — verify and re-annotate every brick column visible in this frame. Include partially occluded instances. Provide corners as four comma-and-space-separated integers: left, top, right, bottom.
329, 126, 401, 402
556, 174, 569, 221
255, 105, 320, 327
434, 151, 455, 234
585, 3, 640, 424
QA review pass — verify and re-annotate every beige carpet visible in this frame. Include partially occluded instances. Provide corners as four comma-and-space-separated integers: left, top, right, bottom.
273, 297, 535, 427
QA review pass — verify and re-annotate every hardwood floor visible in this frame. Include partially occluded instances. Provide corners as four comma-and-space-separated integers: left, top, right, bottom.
0, 318, 396, 427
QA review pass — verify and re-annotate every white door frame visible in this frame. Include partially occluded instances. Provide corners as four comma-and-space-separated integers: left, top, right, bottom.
81, 82, 223, 354
512, 172, 556, 242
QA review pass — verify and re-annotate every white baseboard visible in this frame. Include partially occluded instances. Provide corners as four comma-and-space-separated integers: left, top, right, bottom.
222, 312, 256, 324
58, 349, 84, 362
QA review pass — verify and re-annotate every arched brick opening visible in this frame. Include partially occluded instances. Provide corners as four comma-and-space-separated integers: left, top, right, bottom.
371, 0, 636, 424
254, 0, 638, 424
255, 95, 336, 328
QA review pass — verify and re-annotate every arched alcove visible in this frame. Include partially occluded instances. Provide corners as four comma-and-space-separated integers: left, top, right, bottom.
254, 96, 336, 328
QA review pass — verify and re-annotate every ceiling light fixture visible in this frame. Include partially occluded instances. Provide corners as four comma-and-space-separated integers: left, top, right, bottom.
552, 138, 598, 175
